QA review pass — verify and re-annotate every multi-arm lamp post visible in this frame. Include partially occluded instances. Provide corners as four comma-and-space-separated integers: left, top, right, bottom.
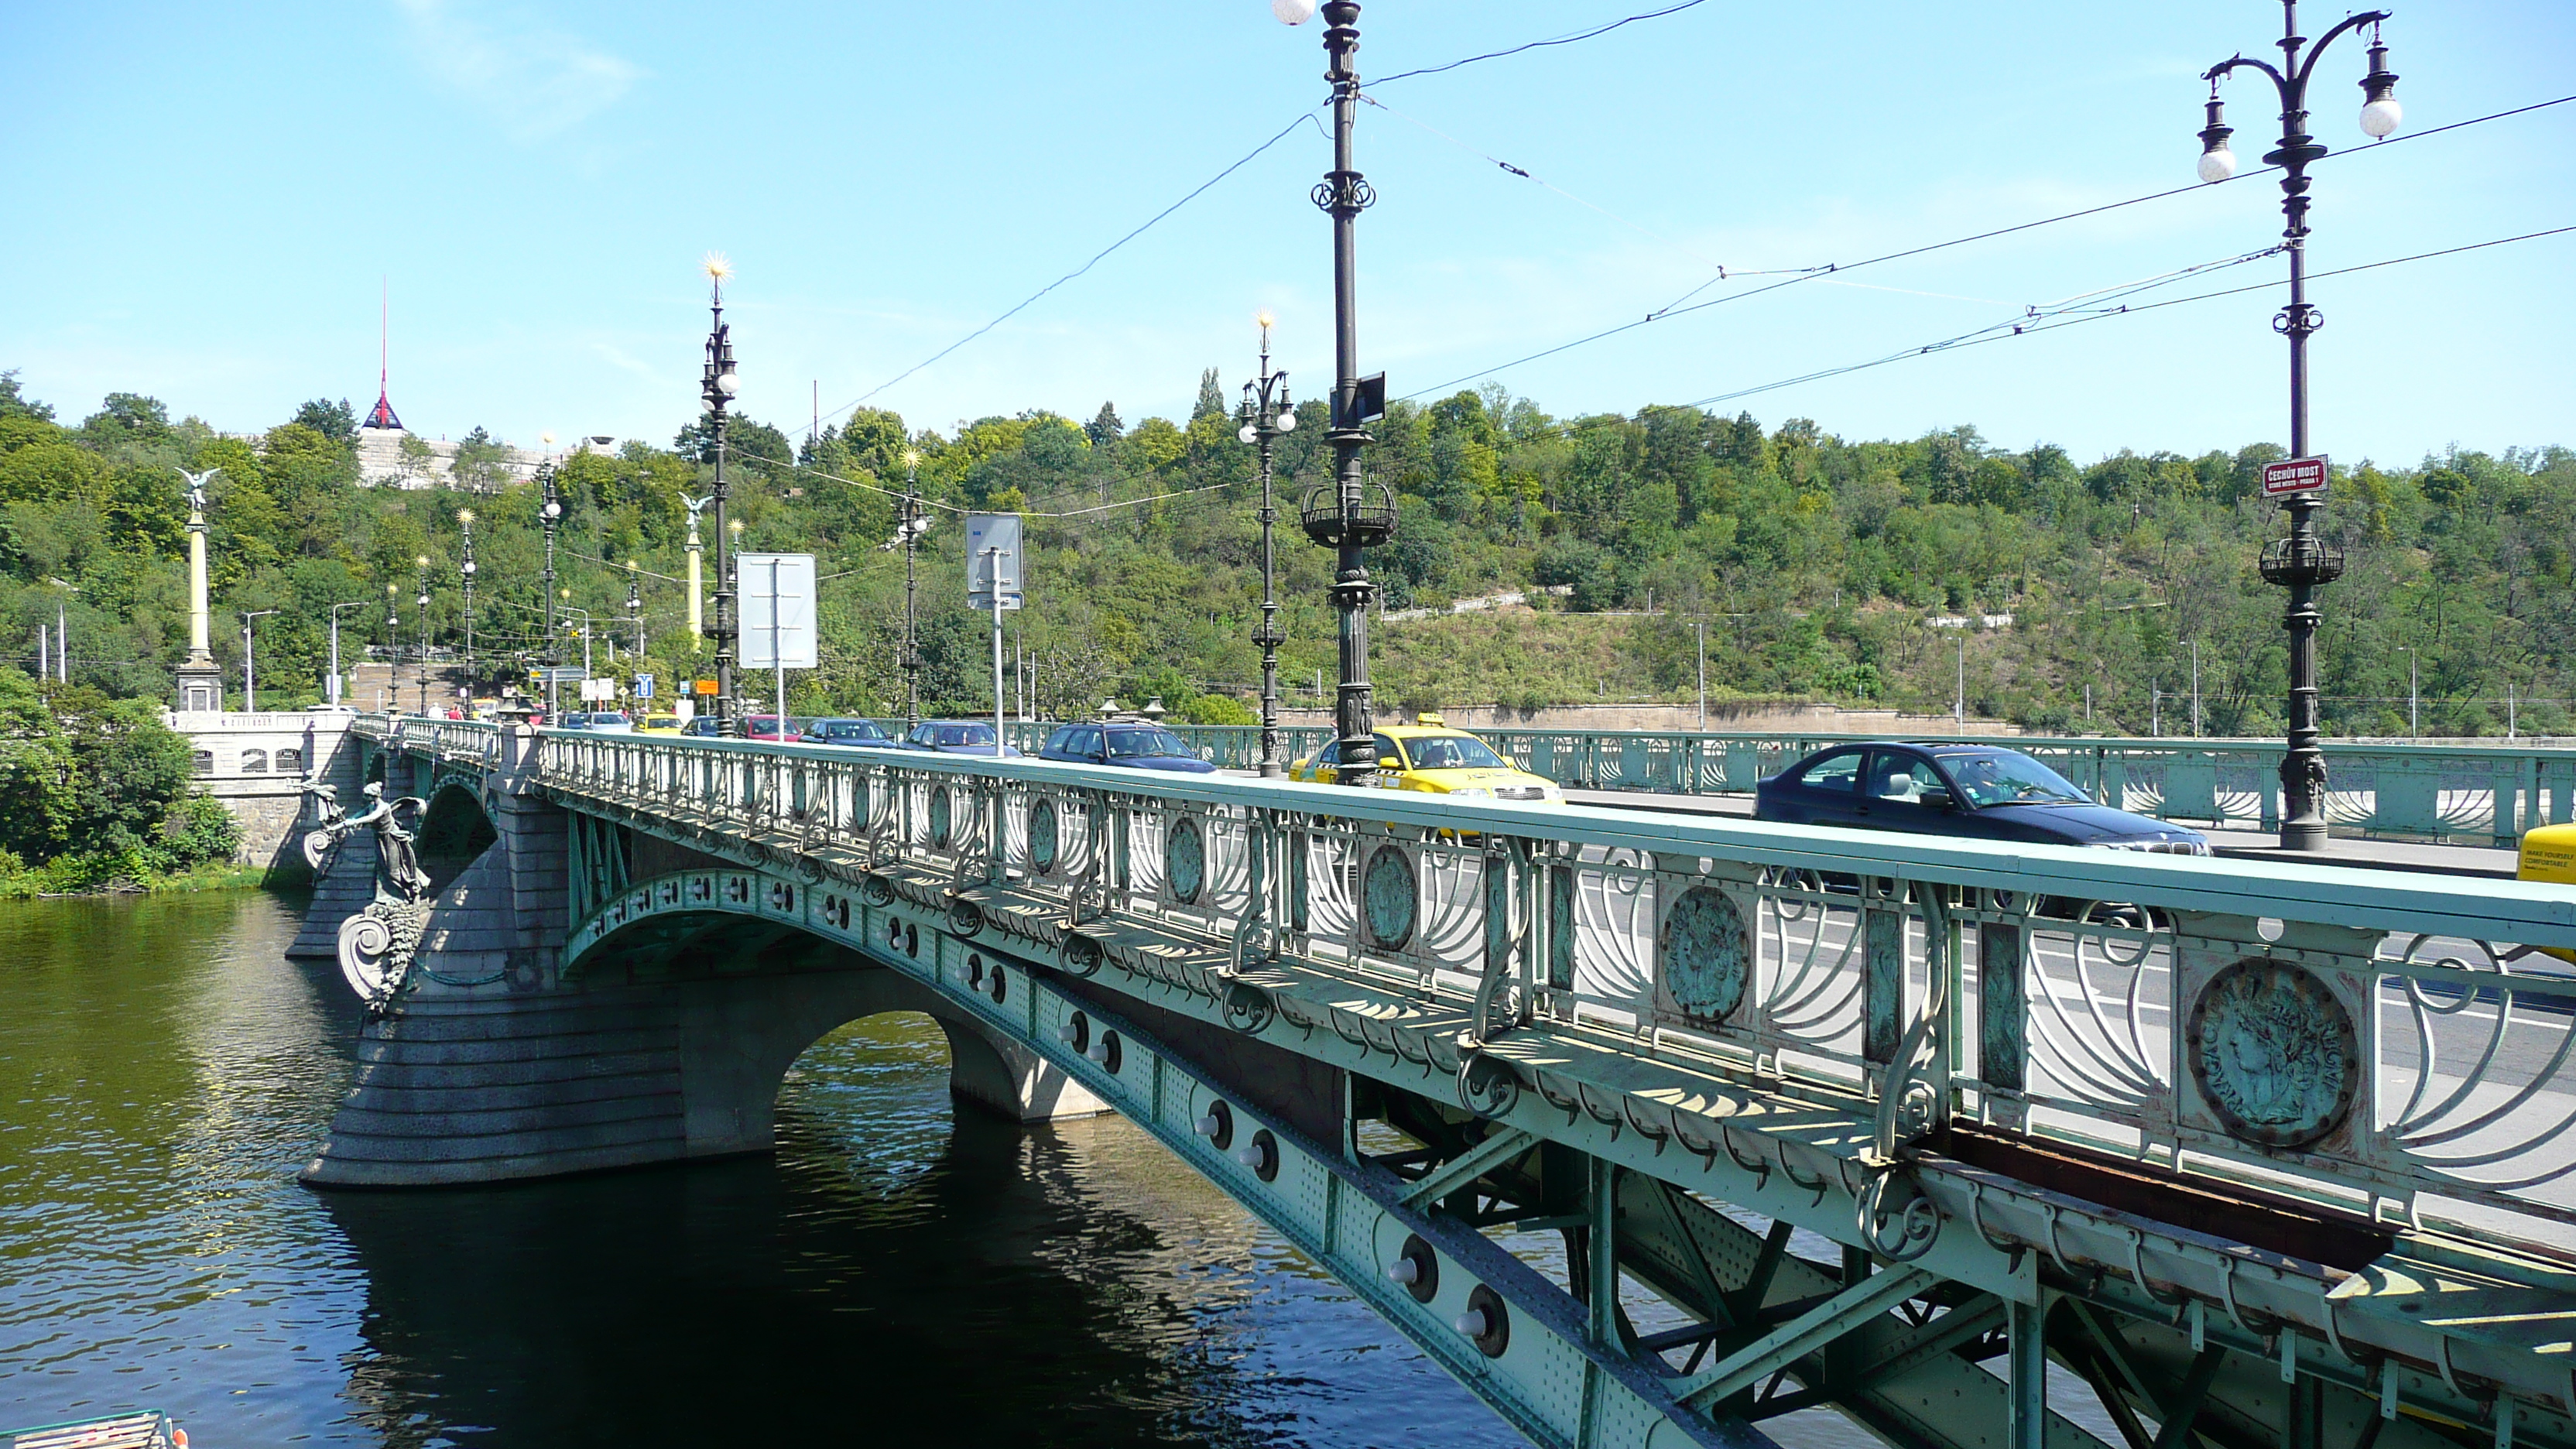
414, 554, 432, 714
539, 463, 563, 716
701, 254, 743, 734
1276, 0, 1393, 790
900, 448, 924, 731
382, 583, 399, 711
2197, 1, 2400, 851
457, 508, 477, 678
1235, 313, 1297, 777
626, 561, 646, 658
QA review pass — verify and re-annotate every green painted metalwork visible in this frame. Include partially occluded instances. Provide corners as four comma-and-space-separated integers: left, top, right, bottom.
1363, 844, 1416, 949
2184, 958, 2359, 1149
1166, 816, 1206, 904
1028, 799, 1059, 875
1660, 886, 1749, 1025
372, 714, 2576, 1447
1978, 921, 2026, 1094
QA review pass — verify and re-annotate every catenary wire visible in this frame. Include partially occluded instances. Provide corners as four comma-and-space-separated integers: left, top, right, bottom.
1403, 91, 2576, 399
1370, 0, 1714, 86
816, 108, 1327, 426
1680, 223, 2576, 409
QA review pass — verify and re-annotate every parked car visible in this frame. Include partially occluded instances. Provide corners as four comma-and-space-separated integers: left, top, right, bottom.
1756, 742, 2208, 852
681, 716, 727, 738
584, 711, 635, 734
803, 717, 899, 748
742, 715, 800, 742
1040, 721, 1217, 773
1290, 714, 1559, 800
635, 714, 683, 735
900, 720, 1021, 757
555, 712, 594, 731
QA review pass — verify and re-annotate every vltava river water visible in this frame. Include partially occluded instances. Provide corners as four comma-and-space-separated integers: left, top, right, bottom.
0, 889, 1533, 1445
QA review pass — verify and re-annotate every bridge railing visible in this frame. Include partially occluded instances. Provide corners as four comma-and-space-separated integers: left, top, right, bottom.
533, 729, 2576, 1259
1124, 724, 2576, 844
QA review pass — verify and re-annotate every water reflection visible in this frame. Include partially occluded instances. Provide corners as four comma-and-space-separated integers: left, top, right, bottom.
0, 892, 1514, 1447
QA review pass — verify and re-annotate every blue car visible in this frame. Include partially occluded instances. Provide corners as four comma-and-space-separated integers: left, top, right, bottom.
1039, 721, 1217, 773
1755, 742, 2208, 854
900, 721, 1022, 758
803, 717, 899, 748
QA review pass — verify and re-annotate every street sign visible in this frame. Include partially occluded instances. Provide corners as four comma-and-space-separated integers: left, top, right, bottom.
965, 513, 1025, 611
2261, 454, 2329, 496
635, 673, 655, 700
738, 553, 819, 669
531, 665, 588, 683
694, 679, 718, 695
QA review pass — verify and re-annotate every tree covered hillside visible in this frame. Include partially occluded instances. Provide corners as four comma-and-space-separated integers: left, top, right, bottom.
1, 365, 2567, 738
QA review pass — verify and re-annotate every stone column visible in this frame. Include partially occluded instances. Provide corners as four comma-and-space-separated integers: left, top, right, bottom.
174, 510, 223, 711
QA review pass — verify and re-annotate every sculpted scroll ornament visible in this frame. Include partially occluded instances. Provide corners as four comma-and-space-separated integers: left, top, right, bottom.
2187, 958, 2358, 1149
303, 779, 433, 1014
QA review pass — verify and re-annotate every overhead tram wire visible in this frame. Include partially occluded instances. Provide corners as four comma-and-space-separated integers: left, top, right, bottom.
1679, 223, 2576, 410
1403, 91, 2576, 400
1369, 0, 1714, 86
814, 108, 1328, 430
796, 5, 1726, 427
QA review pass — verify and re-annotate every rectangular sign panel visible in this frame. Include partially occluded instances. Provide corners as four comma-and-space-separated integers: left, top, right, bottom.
635, 673, 655, 699
965, 513, 1025, 611
738, 552, 820, 669
2261, 454, 2330, 496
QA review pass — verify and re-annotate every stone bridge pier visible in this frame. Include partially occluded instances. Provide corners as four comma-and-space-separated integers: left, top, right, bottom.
295, 734, 1101, 1188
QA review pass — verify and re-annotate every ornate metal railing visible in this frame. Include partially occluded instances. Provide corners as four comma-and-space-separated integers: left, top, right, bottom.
529, 728, 2576, 1258
1128, 724, 2576, 844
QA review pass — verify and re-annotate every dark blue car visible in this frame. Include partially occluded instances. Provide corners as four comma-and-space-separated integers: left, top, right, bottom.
900, 721, 1023, 757
803, 717, 898, 748
1755, 742, 2208, 854
1040, 721, 1216, 774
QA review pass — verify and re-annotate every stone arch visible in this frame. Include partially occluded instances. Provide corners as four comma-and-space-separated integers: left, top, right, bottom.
564, 902, 1105, 1152
414, 780, 498, 893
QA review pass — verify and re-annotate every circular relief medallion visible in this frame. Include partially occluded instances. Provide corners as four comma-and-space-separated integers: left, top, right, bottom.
1364, 845, 1417, 950
1029, 800, 1060, 875
929, 789, 953, 848
2187, 957, 2358, 1149
1167, 817, 1206, 904
1660, 885, 1751, 1024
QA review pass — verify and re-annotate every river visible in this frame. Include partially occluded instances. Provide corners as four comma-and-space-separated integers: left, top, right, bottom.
0, 889, 1551, 1445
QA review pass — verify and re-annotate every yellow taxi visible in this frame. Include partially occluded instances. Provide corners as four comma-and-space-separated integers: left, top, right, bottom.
2522, 823, 2576, 964
1290, 714, 1560, 801
635, 714, 683, 736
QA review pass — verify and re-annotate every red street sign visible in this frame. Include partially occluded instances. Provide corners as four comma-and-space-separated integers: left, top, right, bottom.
2261, 455, 2329, 496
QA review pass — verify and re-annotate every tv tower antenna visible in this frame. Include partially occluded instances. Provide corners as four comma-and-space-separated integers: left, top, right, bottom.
365, 276, 402, 431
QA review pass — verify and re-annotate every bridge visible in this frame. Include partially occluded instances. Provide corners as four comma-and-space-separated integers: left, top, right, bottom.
293, 714, 2576, 1449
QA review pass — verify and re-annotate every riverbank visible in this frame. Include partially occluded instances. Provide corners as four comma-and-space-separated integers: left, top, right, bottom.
0, 860, 269, 901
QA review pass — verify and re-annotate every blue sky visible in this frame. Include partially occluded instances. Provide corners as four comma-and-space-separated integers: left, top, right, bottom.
5, 2, 2570, 467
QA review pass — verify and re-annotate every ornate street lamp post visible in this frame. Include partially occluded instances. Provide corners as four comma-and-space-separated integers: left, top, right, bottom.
1235, 313, 1298, 776
457, 508, 477, 679
1277, 0, 1394, 789
700, 254, 743, 734
415, 554, 432, 714
539, 461, 563, 716
2198, 1, 2399, 851
626, 560, 646, 658
900, 449, 924, 731
383, 582, 399, 712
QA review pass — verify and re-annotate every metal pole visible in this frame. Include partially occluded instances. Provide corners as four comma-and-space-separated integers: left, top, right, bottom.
35, 625, 45, 684
242, 617, 252, 712
2410, 649, 2419, 738
541, 466, 561, 718
56, 602, 66, 683
1244, 316, 1292, 776
704, 276, 741, 735
903, 457, 922, 731
1954, 635, 1966, 728
1306, 1, 1386, 790
1696, 618, 1707, 732
772, 558, 787, 734
2192, 640, 2202, 738
2208, 1, 2392, 850
329, 612, 341, 706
